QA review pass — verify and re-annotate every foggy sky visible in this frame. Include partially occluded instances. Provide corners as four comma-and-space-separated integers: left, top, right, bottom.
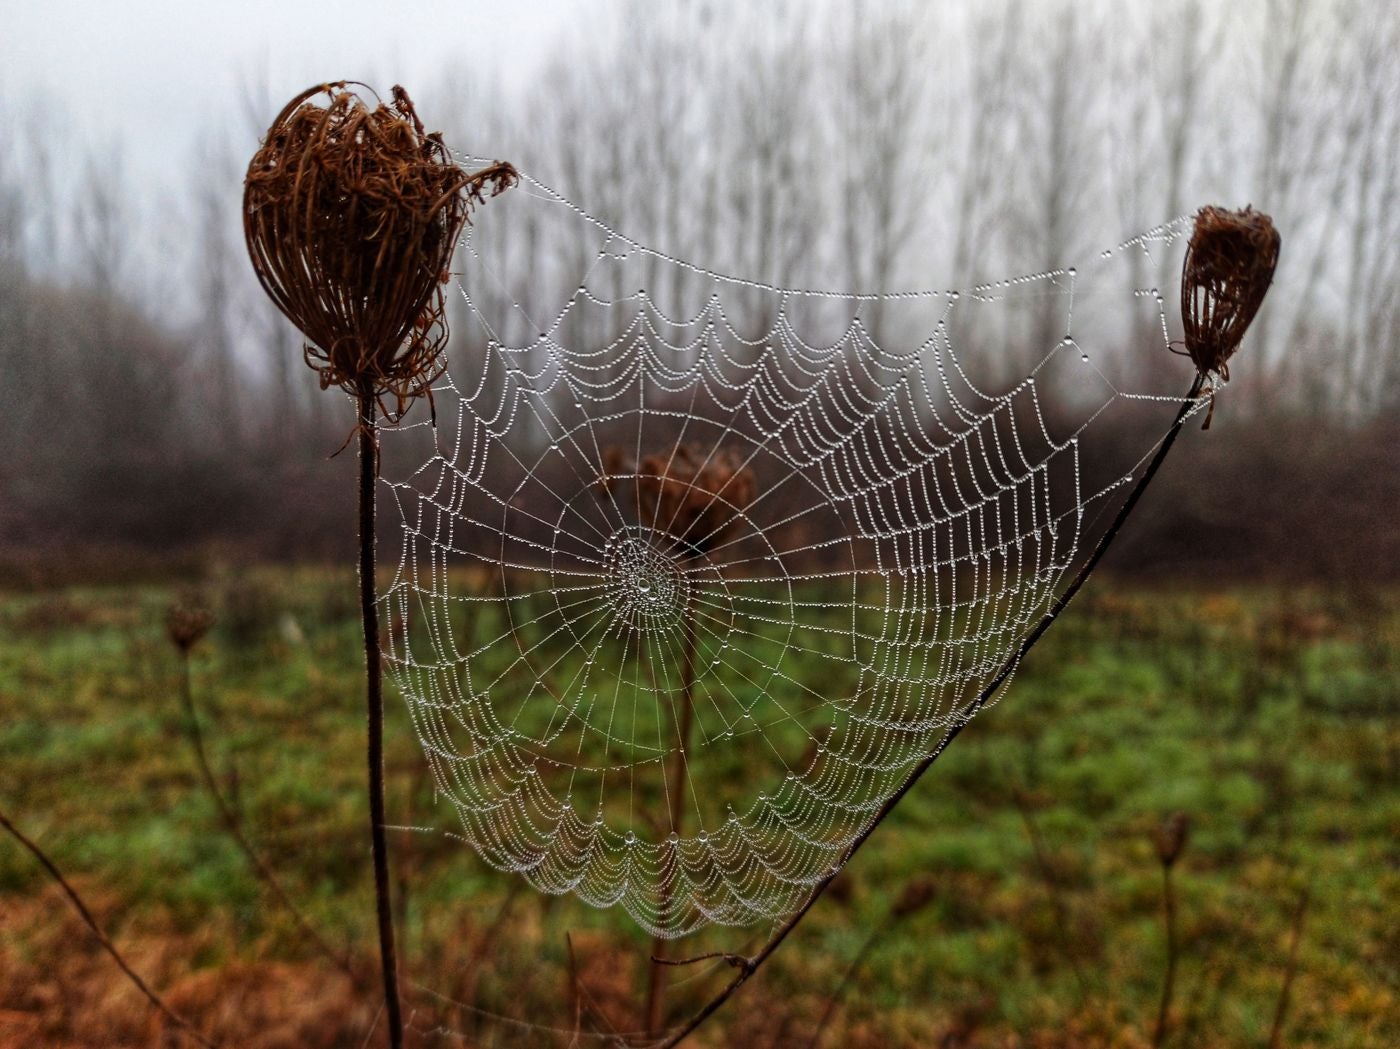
3, 0, 589, 193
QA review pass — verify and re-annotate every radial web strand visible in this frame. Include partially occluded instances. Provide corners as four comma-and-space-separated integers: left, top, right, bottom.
379, 161, 1205, 936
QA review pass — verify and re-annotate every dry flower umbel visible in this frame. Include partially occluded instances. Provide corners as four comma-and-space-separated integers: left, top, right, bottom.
1153, 811, 1191, 869
166, 598, 215, 653
243, 82, 516, 419
610, 445, 757, 556
1180, 205, 1281, 384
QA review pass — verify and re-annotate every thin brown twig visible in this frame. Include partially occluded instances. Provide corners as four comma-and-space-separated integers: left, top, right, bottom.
1010, 783, 1091, 1003
175, 647, 356, 977
0, 807, 218, 1049
805, 876, 935, 1049
805, 917, 887, 1049
654, 374, 1206, 1049
1153, 864, 1181, 1046
650, 951, 754, 972
1267, 886, 1310, 1049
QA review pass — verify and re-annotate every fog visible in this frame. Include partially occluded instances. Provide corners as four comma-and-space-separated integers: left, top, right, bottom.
2, 0, 1396, 580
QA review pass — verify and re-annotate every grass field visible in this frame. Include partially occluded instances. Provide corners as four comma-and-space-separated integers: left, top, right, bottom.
0, 570, 1395, 1047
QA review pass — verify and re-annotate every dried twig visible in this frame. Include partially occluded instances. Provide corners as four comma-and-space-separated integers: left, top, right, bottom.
1267, 886, 1311, 1049
0, 808, 217, 1048
805, 876, 936, 1049
1010, 783, 1091, 1003
171, 629, 355, 977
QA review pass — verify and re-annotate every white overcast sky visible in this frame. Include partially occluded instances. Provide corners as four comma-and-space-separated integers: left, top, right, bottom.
4, 0, 590, 191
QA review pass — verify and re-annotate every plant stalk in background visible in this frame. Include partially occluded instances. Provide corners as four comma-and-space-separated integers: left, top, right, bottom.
166, 597, 354, 977
1152, 811, 1190, 1047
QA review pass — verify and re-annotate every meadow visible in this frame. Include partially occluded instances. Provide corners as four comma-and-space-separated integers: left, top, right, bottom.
0, 570, 1395, 1047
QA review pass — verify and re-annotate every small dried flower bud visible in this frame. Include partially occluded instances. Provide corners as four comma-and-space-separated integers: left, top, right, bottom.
634, 445, 757, 556
166, 599, 216, 653
244, 82, 516, 418
1181, 205, 1281, 385
890, 876, 937, 919
1153, 811, 1190, 869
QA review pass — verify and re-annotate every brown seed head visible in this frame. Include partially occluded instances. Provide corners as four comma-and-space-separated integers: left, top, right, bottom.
890, 875, 937, 919
1180, 205, 1281, 384
1153, 811, 1190, 869
635, 445, 757, 556
166, 598, 216, 653
243, 82, 517, 417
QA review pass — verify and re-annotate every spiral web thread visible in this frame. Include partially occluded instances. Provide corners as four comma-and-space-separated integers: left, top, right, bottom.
380, 162, 1203, 937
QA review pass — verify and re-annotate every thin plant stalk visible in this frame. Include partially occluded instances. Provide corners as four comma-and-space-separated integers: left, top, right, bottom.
647, 593, 699, 1035
1267, 887, 1310, 1049
1153, 862, 1180, 1046
805, 915, 885, 1049
175, 647, 354, 977
359, 387, 404, 1049
655, 375, 1206, 1049
1011, 784, 1091, 1004
0, 808, 217, 1049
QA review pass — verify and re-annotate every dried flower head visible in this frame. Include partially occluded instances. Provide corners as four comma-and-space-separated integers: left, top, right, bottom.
890, 875, 937, 919
603, 445, 757, 556
1153, 811, 1191, 869
1180, 205, 1281, 384
243, 82, 516, 418
166, 597, 216, 653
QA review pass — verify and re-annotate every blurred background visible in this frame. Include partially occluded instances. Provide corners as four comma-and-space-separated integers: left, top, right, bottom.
0, 2, 1396, 1047
1, 0, 1397, 581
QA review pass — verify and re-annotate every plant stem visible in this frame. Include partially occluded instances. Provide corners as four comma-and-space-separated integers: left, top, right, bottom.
1011, 783, 1091, 1004
655, 375, 1206, 1049
1153, 863, 1179, 1047
805, 913, 887, 1049
176, 648, 354, 976
647, 595, 700, 1036
0, 808, 217, 1049
1267, 887, 1310, 1049
359, 389, 404, 1049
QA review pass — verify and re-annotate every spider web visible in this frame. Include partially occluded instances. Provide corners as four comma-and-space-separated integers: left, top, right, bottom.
379, 162, 1204, 937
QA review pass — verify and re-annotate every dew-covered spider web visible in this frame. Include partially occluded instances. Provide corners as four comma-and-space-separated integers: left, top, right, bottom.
379, 160, 1209, 938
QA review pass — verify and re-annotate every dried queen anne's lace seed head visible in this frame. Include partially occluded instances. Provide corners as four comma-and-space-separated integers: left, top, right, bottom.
1180, 205, 1281, 385
242, 82, 517, 418
165, 598, 215, 653
636, 445, 757, 555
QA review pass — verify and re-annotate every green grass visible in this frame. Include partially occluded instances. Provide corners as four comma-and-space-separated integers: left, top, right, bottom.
0, 571, 1395, 1047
